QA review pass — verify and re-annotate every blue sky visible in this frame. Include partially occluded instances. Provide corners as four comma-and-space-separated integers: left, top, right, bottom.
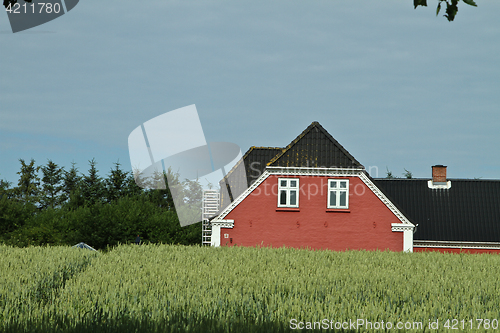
1, 0, 499, 186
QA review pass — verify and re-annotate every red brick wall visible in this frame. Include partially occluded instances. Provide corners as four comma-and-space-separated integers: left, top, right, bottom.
220, 175, 404, 251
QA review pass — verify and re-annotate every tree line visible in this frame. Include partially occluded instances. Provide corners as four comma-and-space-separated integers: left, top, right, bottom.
0, 159, 202, 249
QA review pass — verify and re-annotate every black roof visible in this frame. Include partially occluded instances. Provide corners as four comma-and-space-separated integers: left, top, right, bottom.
268, 122, 363, 168
242, 147, 283, 184
219, 146, 282, 209
374, 178, 500, 242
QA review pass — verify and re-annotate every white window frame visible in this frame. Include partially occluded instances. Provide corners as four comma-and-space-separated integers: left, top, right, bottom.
327, 179, 349, 209
277, 178, 299, 208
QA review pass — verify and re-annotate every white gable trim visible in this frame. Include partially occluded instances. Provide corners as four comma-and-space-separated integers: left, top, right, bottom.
358, 173, 413, 226
211, 219, 234, 228
359, 172, 415, 252
213, 167, 415, 230
213, 169, 272, 221
268, 166, 365, 177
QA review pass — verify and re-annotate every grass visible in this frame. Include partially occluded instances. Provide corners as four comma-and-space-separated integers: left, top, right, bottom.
1, 244, 499, 332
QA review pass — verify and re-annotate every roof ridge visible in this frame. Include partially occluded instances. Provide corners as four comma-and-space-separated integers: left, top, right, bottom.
267, 121, 363, 167
267, 122, 317, 166
252, 146, 283, 150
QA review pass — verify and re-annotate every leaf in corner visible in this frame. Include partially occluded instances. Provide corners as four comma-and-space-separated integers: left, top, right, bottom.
414, 0, 427, 9
436, 2, 442, 16
462, 0, 477, 7
444, 2, 458, 21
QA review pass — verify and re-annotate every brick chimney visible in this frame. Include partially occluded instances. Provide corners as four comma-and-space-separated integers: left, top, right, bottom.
432, 165, 447, 184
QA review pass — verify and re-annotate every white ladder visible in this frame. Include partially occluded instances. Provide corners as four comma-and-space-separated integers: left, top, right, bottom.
202, 190, 220, 246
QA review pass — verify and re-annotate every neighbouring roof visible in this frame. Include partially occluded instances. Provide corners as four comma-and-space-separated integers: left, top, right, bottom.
238, 146, 284, 186
219, 146, 282, 209
268, 121, 363, 169
373, 179, 500, 243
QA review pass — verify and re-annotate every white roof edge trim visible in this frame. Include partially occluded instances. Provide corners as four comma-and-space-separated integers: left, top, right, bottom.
359, 173, 414, 226
266, 166, 366, 177
213, 170, 272, 221
211, 220, 234, 228
213, 167, 414, 227
214, 167, 365, 221
391, 223, 415, 231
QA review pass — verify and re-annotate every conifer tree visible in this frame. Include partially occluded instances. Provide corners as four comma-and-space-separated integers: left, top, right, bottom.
124, 172, 144, 198
63, 162, 80, 197
40, 160, 65, 209
62, 162, 84, 209
81, 159, 104, 206
13, 159, 40, 205
105, 161, 128, 202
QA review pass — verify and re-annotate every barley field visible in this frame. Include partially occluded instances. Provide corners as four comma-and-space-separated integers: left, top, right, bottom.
1, 244, 500, 332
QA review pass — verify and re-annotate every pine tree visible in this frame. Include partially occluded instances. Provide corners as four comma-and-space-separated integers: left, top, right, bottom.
40, 160, 65, 209
63, 162, 80, 197
13, 159, 40, 205
81, 159, 104, 206
105, 161, 129, 202
124, 172, 144, 198
62, 162, 84, 210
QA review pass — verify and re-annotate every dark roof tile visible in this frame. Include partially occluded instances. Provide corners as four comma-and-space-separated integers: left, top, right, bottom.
268, 122, 363, 168
219, 146, 282, 209
374, 178, 500, 242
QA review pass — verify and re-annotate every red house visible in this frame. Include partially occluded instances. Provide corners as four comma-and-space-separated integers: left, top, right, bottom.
209, 122, 500, 253
210, 122, 415, 251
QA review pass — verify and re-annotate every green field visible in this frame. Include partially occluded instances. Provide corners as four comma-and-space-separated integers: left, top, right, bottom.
1, 244, 500, 332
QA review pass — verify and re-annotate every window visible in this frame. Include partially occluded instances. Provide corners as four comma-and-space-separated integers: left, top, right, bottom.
328, 179, 349, 209
278, 178, 299, 207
